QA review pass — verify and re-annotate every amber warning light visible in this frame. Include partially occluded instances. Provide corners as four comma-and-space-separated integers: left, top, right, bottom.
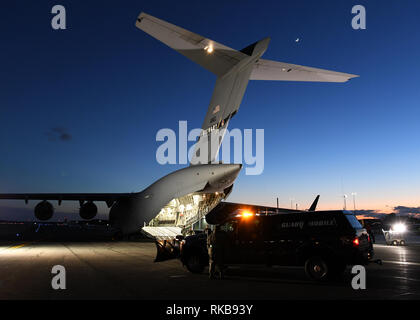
241, 210, 254, 219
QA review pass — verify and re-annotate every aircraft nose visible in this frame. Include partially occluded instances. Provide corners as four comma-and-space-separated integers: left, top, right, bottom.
228, 163, 242, 175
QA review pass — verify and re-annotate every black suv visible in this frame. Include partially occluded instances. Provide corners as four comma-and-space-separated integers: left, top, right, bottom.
179, 210, 373, 281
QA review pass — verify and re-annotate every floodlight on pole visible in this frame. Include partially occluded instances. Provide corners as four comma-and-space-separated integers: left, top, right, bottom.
343, 194, 348, 210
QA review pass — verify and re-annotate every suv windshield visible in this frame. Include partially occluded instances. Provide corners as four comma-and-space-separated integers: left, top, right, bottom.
345, 214, 363, 229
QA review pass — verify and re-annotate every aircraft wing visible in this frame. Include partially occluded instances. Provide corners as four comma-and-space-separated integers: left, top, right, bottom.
0, 193, 133, 207
250, 59, 359, 82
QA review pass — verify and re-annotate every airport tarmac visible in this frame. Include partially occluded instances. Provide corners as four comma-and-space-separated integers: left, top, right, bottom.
0, 240, 419, 300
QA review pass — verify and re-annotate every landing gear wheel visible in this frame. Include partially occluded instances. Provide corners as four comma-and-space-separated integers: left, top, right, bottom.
186, 254, 205, 274
305, 256, 328, 281
392, 240, 398, 246
400, 240, 406, 246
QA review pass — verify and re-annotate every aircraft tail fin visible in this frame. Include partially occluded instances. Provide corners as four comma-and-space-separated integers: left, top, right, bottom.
189, 38, 269, 164
136, 12, 270, 164
308, 195, 320, 212
136, 13, 357, 165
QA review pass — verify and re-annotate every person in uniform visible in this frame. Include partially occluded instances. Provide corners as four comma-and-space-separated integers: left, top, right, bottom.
206, 227, 215, 278
207, 225, 228, 279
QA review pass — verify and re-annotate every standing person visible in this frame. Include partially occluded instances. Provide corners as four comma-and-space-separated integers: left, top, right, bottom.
366, 224, 375, 243
206, 227, 216, 279
207, 225, 227, 279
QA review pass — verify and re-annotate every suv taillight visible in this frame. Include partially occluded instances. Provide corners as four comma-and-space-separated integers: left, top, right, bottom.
352, 238, 360, 247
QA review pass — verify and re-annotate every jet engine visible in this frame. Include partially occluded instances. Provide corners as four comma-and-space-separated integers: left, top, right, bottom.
79, 201, 98, 220
34, 201, 54, 220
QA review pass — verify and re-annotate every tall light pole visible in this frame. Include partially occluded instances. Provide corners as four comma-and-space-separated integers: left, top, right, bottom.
343, 194, 348, 210
351, 192, 357, 213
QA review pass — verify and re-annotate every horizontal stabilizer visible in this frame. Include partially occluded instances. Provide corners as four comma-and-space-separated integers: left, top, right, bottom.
135, 13, 359, 165
250, 59, 358, 82
136, 12, 248, 77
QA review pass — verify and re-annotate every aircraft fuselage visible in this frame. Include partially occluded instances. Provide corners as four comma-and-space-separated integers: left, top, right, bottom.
109, 164, 241, 234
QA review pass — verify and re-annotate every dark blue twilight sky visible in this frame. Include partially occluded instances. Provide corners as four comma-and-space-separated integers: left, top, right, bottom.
1, 0, 420, 220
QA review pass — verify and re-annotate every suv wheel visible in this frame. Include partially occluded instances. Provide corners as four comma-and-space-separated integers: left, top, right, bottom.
186, 254, 205, 273
305, 256, 329, 281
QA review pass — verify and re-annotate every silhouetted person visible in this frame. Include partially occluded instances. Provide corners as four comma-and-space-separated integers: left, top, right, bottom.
366, 224, 375, 243
204, 226, 211, 236
207, 225, 227, 279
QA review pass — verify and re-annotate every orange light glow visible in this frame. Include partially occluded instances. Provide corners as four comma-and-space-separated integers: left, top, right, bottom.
241, 211, 254, 218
